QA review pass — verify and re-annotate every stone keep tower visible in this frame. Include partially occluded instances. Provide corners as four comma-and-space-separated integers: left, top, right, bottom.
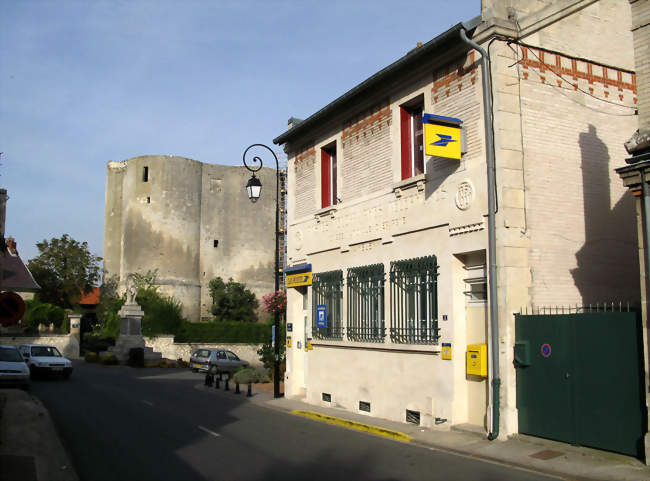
104, 155, 277, 322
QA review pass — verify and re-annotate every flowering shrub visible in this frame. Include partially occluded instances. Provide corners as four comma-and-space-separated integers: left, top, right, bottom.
262, 290, 286, 314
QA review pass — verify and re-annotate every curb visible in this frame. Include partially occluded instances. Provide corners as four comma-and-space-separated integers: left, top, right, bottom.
290, 409, 413, 443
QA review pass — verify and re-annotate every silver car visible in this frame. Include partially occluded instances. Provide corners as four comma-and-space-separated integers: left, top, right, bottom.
190, 348, 249, 375
0, 345, 30, 389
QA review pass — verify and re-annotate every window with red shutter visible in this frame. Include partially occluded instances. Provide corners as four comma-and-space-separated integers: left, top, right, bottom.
400, 101, 424, 180
321, 144, 337, 208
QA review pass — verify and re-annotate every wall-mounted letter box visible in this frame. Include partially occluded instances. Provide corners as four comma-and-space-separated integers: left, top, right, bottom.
466, 344, 487, 377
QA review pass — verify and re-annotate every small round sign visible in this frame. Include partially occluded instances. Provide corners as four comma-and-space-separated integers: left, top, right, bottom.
541, 343, 552, 358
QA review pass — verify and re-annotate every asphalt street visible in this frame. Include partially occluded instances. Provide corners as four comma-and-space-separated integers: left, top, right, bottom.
31, 361, 558, 481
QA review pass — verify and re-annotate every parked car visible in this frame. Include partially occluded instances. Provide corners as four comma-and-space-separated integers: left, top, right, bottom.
0, 345, 30, 389
18, 344, 73, 379
190, 348, 249, 375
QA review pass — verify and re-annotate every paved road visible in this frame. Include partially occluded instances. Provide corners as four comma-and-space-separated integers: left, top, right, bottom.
31, 361, 558, 481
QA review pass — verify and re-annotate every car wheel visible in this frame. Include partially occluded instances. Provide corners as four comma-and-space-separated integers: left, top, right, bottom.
191, 368, 198, 373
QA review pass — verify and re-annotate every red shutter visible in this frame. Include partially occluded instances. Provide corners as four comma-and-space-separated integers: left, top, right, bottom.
400, 107, 412, 180
331, 151, 337, 205
321, 149, 331, 208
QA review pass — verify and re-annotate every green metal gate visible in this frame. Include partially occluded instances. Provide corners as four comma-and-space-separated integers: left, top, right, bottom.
515, 310, 646, 457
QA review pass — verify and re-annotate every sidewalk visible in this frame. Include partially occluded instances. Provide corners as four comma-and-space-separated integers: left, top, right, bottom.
242, 384, 650, 481
0, 389, 77, 481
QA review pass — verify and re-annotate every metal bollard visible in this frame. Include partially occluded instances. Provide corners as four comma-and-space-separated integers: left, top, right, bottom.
247, 382, 252, 397
215, 376, 220, 389
224, 378, 229, 391
235, 382, 240, 394
205, 373, 213, 387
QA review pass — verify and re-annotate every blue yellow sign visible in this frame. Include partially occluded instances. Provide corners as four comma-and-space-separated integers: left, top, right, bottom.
286, 272, 312, 288
316, 304, 327, 328
423, 114, 463, 160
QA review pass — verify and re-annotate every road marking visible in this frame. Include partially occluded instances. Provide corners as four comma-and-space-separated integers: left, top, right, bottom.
291, 410, 412, 443
142, 400, 154, 407
198, 425, 221, 437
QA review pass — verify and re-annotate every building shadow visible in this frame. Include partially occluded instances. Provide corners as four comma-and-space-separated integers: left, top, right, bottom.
571, 124, 640, 305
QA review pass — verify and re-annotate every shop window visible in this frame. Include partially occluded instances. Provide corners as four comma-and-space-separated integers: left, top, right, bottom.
347, 263, 385, 342
312, 270, 343, 339
390, 255, 439, 344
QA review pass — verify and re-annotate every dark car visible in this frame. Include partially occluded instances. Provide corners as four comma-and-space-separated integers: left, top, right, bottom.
190, 348, 249, 375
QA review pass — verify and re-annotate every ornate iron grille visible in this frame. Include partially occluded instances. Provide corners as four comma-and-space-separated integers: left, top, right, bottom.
312, 270, 344, 339
390, 255, 439, 344
347, 263, 385, 342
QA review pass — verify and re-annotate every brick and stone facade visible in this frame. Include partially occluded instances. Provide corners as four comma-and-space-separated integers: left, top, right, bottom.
276, 0, 638, 439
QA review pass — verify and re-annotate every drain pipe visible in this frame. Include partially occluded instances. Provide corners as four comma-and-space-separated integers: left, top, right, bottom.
460, 25, 501, 440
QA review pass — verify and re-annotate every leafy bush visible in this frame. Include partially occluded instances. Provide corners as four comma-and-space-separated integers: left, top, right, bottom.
84, 352, 99, 363
22, 299, 65, 333
128, 347, 144, 368
100, 353, 119, 365
209, 277, 258, 322
257, 320, 285, 377
175, 321, 271, 343
138, 288, 185, 337
83, 333, 115, 354
231, 366, 270, 384
176, 358, 189, 368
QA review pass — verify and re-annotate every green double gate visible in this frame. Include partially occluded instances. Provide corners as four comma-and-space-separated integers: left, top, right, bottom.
515, 311, 646, 457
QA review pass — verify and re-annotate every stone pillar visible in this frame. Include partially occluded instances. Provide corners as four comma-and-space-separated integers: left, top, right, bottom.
68, 314, 82, 338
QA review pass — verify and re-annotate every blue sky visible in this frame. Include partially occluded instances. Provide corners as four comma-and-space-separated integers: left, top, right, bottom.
0, 0, 479, 263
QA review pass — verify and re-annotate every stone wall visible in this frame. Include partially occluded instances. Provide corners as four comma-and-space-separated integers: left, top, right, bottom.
143, 335, 263, 366
1, 334, 80, 360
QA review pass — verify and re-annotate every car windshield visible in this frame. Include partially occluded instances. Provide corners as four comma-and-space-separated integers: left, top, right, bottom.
0, 347, 24, 362
31, 346, 62, 357
195, 349, 211, 358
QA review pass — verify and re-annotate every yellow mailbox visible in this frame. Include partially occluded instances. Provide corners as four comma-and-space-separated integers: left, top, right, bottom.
466, 344, 487, 377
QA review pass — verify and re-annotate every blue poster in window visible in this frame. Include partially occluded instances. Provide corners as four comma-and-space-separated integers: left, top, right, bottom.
316, 304, 327, 328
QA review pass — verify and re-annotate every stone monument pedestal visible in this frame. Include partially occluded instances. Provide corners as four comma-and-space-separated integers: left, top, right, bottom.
109, 303, 161, 363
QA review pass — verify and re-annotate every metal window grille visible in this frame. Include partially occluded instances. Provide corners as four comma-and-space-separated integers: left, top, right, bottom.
347, 264, 385, 342
312, 270, 344, 339
390, 255, 439, 344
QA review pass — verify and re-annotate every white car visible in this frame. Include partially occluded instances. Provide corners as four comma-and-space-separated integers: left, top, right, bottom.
18, 344, 73, 379
0, 345, 30, 389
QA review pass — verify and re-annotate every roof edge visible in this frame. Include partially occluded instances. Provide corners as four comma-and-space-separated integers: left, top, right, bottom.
273, 15, 482, 146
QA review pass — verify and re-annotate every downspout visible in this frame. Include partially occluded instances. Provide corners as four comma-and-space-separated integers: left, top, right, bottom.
460, 25, 501, 440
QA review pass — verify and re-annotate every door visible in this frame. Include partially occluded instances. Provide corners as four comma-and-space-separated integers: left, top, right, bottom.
515, 312, 645, 457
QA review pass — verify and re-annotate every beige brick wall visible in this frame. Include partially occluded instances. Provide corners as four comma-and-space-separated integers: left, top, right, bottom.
2, 334, 80, 359
341, 102, 393, 202
513, 44, 639, 306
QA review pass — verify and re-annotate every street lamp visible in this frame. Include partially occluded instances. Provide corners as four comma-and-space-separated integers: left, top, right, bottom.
242, 143, 282, 398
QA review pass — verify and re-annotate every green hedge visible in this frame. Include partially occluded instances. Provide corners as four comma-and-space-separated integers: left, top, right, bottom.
174, 321, 271, 343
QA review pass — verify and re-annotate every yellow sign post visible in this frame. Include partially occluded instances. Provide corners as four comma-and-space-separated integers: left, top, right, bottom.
423, 114, 463, 160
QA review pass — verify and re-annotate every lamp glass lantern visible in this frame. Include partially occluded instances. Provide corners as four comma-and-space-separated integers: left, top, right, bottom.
246, 175, 262, 203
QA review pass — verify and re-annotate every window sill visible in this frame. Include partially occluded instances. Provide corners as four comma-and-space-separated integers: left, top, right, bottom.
392, 173, 426, 197
311, 338, 440, 354
314, 204, 338, 219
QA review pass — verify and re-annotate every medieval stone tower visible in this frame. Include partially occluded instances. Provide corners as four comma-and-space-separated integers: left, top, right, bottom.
104, 155, 277, 322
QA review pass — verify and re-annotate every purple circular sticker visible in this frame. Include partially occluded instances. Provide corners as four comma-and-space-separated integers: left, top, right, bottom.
541, 343, 551, 358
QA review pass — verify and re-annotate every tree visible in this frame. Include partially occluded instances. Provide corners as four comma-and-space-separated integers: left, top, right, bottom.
27, 234, 102, 309
208, 277, 258, 322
